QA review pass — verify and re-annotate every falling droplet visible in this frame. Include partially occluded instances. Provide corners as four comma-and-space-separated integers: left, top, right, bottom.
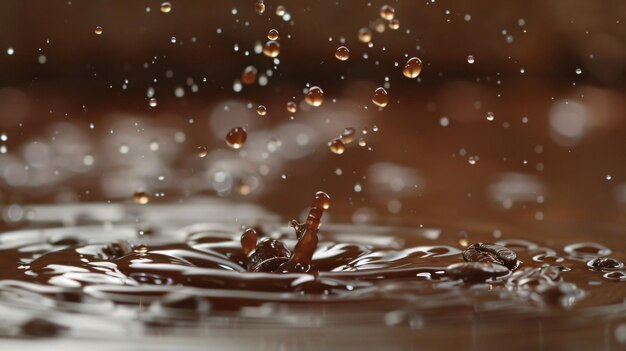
226, 127, 247, 149
467, 55, 475, 64
197, 146, 208, 158
256, 105, 267, 116
328, 138, 345, 154
276, 5, 286, 16
334, 46, 350, 61
305, 86, 324, 107
358, 27, 372, 43
255, 1, 265, 15
286, 101, 297, 113
468, 156, 478, 165
160, 2, 172, 13
380, 5, 395, 20
389, 19, 400, 30
605, 174, 612, 181
148, 98, 158, 107
486, 112, 495, 121
241, 65, 258, 85
341, 127, 356, 144
263, 40, 280, 58
358, 138, 367, 147
372, 87, 389, 107
267, 29, 279, 40
575, 68, 582, 75
402, 57, 423, 78
133, 191, 150, 205
94, 26, 103, 35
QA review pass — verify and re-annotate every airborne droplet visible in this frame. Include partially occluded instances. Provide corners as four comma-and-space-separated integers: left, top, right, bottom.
256, 105, 267, 116
286, 101, 297, 113
335, 46, 350, 61
225, 127, 247, 149
389, 19, 400, 30
305, 86, 324, 107
133, 191, 150, 205
467, 55, 475, 64
328, 138, 345, 154
358, 27, 372, 43
380, 5, 395, 20
486, 112, 495, 121
94, 26, 103, 35
267, 29, 279, 40
241, 65, 258, 85
148, 98, 158, 107
372, 87, 389, 107
263, 41, 280, 58
197, 146, 208, 158
402, 57, 422, 78
255, 1, 265, 15
341, 127, 356, 144
160, 2, 172, 13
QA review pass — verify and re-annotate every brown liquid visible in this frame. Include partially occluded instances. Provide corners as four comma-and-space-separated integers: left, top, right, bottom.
225, 126, 247, 149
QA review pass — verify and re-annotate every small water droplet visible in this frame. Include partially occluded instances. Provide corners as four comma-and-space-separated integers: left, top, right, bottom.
372, 87, 389, 107
267, 29, 279, 40
305, 86, 324, 107
263, 40, 280, 58
226, 127, 247, 149
358, 27, 372, 43
133, 191, 150, 205
402, 57, 423, 78
380, 5, 395, 20
160, 2, 172, 13
341, 127, 356, 144
389, 19, 400, 30
255, 1, 265, 15
328, 138, 345, 154
335, 46, 350, 61
286, 101, 297, 113
197, 146, 208, 158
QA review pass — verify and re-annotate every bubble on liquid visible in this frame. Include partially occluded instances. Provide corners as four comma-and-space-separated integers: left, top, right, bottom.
267, 29, 279, 40
335, 46, 350, 61
255, 1, 265, 15
225, 127, 247, 149
148, 98, 157, 107
372, 87, 389, 107
467, 55, 475, 64
402, 57, 423, 78
328, 138, 345, 155
286, 101, 297, 113
256, 105, 267, 116
276, 5, 286, 16
133, 191, 150, 205
263, 40, 280, 58
486, 112, 495, 121
358, 28, 372, 43
241, 65, 258, 85
341, 127, 356, 144
160, 2, 172, 13
197, 146, 208, 158
389, 19, 400, 30
94, 26, 103, 35
305, 86, 324, 107
380, 5, 395, 20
